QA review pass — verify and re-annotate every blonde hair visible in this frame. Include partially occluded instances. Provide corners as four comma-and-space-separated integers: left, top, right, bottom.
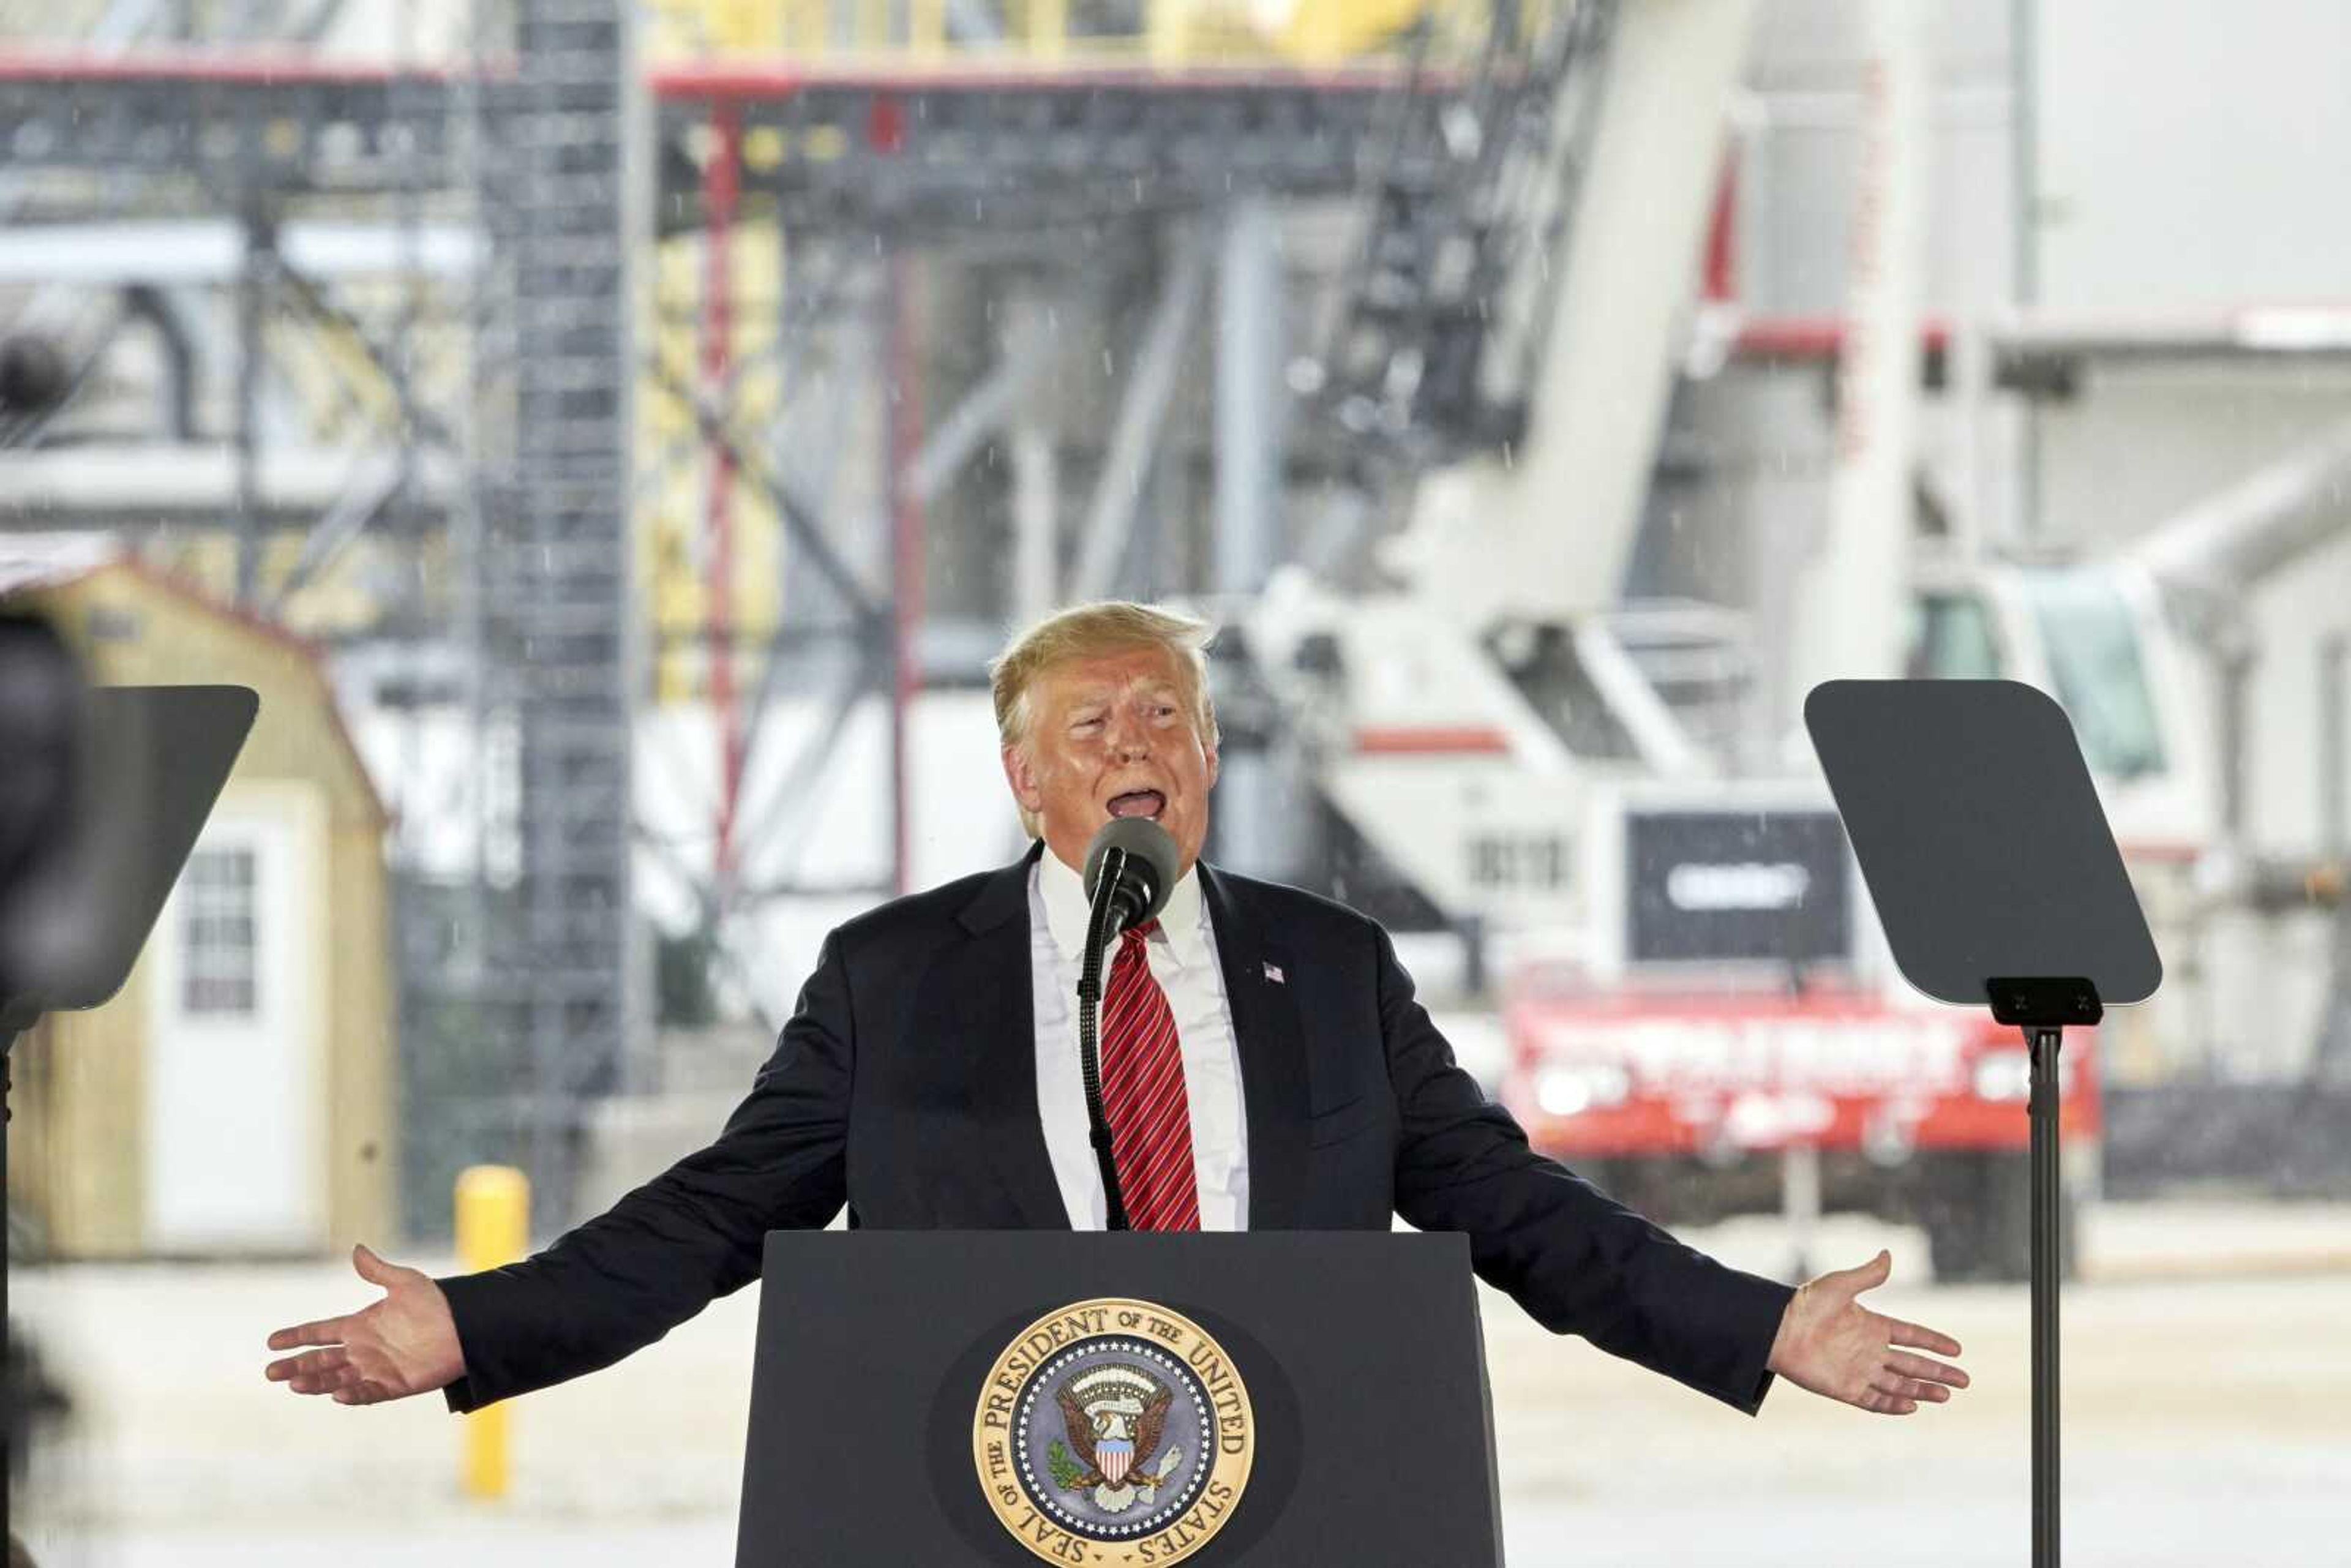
990, 601, 1221, 836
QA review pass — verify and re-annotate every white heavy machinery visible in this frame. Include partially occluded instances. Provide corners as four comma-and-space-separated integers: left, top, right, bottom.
1228, 0, 2350, 1277
1242, 0, 1760, 936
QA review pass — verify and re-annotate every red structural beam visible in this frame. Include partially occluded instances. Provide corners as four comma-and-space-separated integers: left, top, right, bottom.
1352, 726, 1514, 757
1730, 310, 2351, 361
1734, 317, 1954, 361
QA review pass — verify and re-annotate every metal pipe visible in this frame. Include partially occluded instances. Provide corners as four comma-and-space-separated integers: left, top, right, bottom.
2218, 641, 2255, 841
888, 253, 924, 898
905, 305, 1059, 506
2027, 1021, 2063, 1567
2324, 634, 2347, 855
1011, 427, 1058, 626
2011, 0, 2042, 544
234, 195, 269, 608
1213, 193, 1286, 878
1791, 0, 1929, 694
1779, 1142, 1820, 1280
1071, 231, 1209, 600
2128, 414, 2351, 598
119, 285, 197, 440
1215, 193, 1282, 598
701, 104, 743, 890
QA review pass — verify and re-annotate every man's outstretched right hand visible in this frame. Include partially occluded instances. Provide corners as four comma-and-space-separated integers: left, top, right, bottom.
264, 1243, 467, 1405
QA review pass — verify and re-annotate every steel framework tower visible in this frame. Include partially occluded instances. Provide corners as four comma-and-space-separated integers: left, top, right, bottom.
0, 6, 640, 1225
469, 0, 639, 1222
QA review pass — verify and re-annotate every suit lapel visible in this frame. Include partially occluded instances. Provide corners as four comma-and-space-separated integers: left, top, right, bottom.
1200, 863, 1310, 1230
954, 844, 1071, 1229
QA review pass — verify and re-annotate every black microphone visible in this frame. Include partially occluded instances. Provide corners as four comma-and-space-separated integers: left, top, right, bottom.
1074, 816, 1180, 1231
1082, 817, 1179, 933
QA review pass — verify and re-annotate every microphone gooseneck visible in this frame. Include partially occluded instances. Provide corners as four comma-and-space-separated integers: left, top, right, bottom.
1074, 817, 1181, 1232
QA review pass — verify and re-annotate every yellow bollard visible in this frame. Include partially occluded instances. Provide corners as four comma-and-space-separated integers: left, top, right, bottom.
455, 1165, 530, 1501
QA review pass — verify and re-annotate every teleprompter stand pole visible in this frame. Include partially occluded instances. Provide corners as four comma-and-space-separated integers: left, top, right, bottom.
1990, 976, 2100, 1568
2028, 1021, 2061, 1566
4, 1019, 21, 1510
1809, 678, 2160, 1568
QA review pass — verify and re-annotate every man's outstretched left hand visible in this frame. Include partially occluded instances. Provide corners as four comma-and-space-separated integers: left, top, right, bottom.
1765, 1250, 1968, 1416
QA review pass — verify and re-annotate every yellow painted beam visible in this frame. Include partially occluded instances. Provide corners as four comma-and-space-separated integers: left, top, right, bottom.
1284, 0, 1432, 64
1147, 0, 1190, 67
786, 0, 828, 55
1026, 0, 1068, 61
910, 0, 947, 56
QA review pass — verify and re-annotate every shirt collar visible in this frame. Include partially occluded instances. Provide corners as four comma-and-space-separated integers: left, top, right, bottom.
1036, 840, 1208, 970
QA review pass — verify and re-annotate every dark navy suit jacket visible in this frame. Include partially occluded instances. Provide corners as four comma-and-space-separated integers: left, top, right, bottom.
440, 846, 1796, 1415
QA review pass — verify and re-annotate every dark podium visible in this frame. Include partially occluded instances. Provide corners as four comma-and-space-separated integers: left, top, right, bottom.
735, 1231, 1503, 1566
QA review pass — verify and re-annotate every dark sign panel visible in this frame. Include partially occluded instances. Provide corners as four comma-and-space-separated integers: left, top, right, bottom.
1625, 809, 1853, 967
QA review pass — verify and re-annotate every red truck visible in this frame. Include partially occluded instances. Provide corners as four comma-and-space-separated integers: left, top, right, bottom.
1491, 789, 2102, 1283
1501, 972, 2099, 1281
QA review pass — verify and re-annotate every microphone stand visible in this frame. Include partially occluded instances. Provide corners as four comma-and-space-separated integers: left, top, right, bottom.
1074, 846, 1131, 1231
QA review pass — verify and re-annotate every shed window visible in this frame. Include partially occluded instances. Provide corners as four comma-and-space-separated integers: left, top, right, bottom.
182, 847, 258, 1016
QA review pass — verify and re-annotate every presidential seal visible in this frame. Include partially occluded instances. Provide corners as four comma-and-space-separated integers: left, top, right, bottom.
972, 1298, 1254, 1566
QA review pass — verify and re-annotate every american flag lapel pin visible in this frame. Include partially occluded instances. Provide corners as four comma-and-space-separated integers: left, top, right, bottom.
1262, 961, 1284, 985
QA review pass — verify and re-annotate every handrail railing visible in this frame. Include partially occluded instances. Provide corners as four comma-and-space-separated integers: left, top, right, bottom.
640, 0, 1566, 73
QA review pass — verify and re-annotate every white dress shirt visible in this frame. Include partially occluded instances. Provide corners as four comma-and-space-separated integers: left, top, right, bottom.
1029, 847, 1250, 1231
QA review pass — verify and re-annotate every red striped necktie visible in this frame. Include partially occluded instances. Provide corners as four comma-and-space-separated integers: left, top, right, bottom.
1098, 919, 1201, 1231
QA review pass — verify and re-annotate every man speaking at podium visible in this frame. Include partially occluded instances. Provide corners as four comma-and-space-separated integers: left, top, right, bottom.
266, 602, 1968, 1425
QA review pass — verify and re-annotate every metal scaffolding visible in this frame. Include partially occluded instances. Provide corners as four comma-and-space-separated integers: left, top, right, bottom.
0, 0, 1610, 1228
0, 18, 639, 1226
469, 0, 638, 1225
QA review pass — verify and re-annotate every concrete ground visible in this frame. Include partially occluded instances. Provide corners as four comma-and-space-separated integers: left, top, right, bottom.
12, 1198, 2351, 1566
